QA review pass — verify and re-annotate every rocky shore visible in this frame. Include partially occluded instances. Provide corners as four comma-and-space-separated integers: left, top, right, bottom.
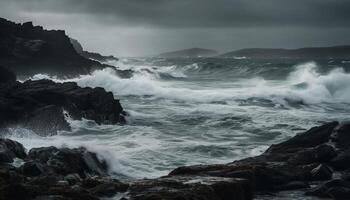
1, 120, 350, 199
0, 66, 126, 136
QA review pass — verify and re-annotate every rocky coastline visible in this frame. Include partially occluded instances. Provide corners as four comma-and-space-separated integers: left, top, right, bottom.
1, 121, 350, 200
1, 17, 350, 200
0, 66, 126, 136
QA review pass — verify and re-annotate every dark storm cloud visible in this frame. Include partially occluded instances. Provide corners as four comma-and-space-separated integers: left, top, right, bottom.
2, 0, 350, 28
1, 0, 350, 56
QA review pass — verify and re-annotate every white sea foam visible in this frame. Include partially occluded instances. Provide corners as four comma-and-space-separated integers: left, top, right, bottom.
27, 61, 350, 106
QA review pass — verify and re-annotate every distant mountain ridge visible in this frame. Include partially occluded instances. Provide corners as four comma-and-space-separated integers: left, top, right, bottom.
220, 45, 350, 59
158, 48, 218, 58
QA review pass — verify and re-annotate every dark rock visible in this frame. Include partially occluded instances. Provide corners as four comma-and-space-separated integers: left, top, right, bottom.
266, 122, 338, 153
82, 176, 128, 197
0, 79, 125, 135
310, 164, 333, 181
0, 139, 26, 163
329, 150, 350, 171
0, 18, 108, 77
20, 161, 44, 176
64, 173, 81, 185
314, 144, 337, 163
334, 122, 350, 151
0, 66, 16, 84
305, 179, 350, 198
28, 146, 108, 177
327, 186, 350, 200
33, 195, 67, 200
24, 105, 71, 136
0, 183, 28, 200
274, 181, 309, 191
127, 176, 253, 200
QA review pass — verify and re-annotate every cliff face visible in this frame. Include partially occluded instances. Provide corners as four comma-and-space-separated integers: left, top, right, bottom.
0, 18, 106, 77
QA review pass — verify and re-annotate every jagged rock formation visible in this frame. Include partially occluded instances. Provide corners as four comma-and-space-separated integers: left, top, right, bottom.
220, 46, 350, 59
158, 48, 218, 58
0, 139, 128, 200
0, 122, 350, 200
1, 121, 350, 199
0, 66, 125, 136
70, 38, 118, 62
0, 18, 109, 77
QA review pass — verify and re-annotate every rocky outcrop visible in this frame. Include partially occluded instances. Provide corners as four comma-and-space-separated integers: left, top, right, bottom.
167, 121, 350, 199
70, 38, 118, 63
0, 77, 125, 136
0, 18, 109, 77
0, 141, 128, 200
1, 122, 350, 199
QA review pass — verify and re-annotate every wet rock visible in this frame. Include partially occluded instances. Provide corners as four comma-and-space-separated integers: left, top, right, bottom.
310, 164, 333, 181
0, 78, 125, 136
82, 176, 128, 197
128, 176, 253, 200
28, 146, 108, 177
0, 139, 26, 163
314, 144, 337, 163
24, 105, 71, 136
266, 122, 338, 153
0, 183, 29, 200
329, 150, 350, 171
305, 179, 350, 198
333, 122, 350, 151
64, 173, 81, 185
20, 161, 44, 176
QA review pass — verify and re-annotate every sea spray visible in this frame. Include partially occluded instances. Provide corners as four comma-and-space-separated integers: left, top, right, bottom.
16, 58, 350, 179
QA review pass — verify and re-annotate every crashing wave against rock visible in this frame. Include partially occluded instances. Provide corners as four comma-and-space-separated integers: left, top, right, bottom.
1, 121, 350, 199
0, 66, 125, 136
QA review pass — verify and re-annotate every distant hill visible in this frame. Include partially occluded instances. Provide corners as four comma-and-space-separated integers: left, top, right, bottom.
220, 46, 350, 59
158, 48, 218, 58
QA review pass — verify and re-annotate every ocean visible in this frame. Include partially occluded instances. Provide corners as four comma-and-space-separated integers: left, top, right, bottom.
8, 57, 350, 180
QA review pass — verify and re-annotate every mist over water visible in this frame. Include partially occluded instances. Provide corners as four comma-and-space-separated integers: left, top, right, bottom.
10, 58, 350, 179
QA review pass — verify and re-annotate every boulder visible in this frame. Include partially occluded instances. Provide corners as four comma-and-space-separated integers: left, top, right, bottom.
0, 139, 26, 163
28, 146, 108, 177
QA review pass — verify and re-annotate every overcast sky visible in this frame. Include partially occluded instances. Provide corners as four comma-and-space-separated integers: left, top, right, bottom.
1, 0, 350, 57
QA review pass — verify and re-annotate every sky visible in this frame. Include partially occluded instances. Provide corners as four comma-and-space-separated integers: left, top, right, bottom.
1, 0, 350, 57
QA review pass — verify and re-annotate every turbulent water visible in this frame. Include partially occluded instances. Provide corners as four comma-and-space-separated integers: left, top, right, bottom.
8, 58, 350, 180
